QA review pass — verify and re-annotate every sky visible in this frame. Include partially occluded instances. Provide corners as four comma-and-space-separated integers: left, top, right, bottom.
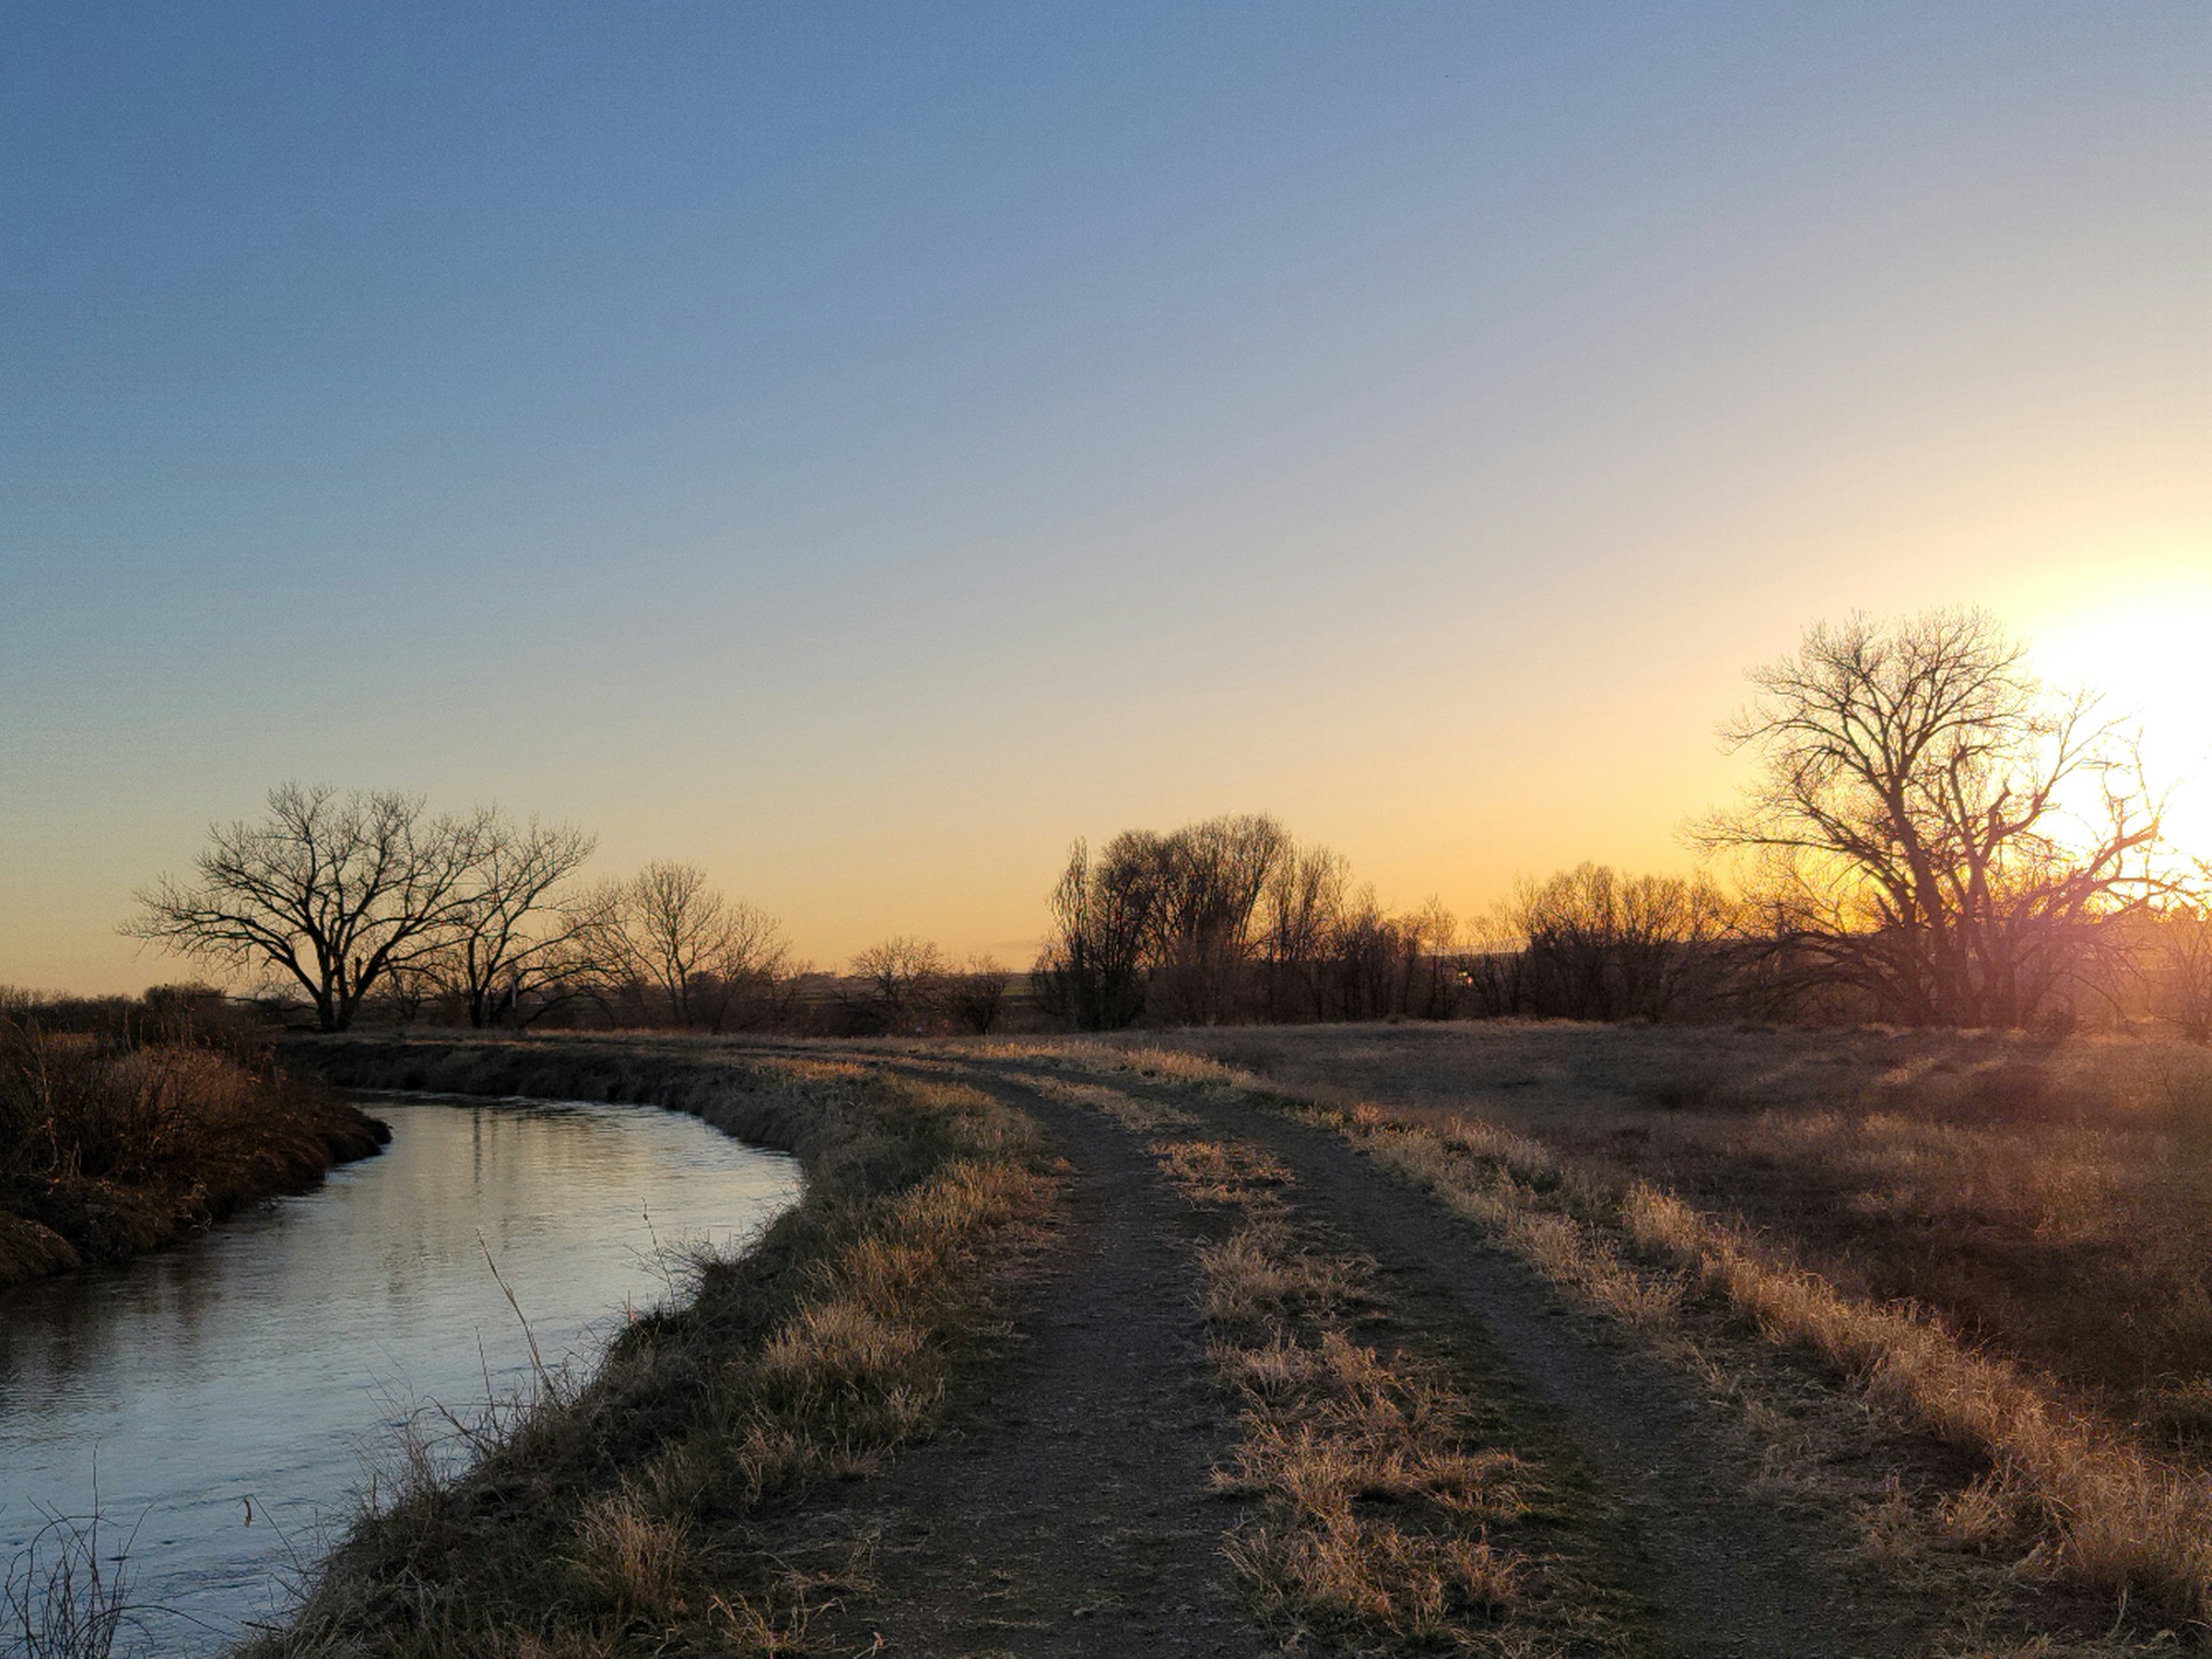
3, 2, 2206, 993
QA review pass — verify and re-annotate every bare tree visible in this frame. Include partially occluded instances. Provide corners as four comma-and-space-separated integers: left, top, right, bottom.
1405, 897, 1463, 1019
1696, 610, 2163, 1027
1041, 818, 1468, 1028
434, 814, 599, 1028
1034, 837, 1155, 1030
947, 954, 1013, 1034
2140, 869, 2212, 1043
1144, 814, 1292, 1023
606, 861, 788, 1030
125, 785, 489, 1032
1259, 843, 1352, 1020
1035, 816, 1294, 1029
846, 936, 949, 1033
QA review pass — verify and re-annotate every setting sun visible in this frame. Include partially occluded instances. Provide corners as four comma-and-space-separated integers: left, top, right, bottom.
2030, 575, 2212, 862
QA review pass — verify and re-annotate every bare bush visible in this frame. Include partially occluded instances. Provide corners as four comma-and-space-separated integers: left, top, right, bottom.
946, 956, 1012, 1035
1498, 864, 1734, 1021
843, 937, 949, 1034
4, 1510, 134, 1659
2138, 878, 2212, 1043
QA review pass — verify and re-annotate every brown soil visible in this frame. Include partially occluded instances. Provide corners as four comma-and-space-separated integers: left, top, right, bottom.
792, 1067, 1284, 1658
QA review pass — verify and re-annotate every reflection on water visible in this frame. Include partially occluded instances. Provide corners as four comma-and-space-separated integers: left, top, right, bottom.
0, 1094, 802, 1653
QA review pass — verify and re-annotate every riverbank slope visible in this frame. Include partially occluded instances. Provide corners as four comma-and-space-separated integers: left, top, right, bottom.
1, 1027, 388, 1288
246, 1032, 1056, 1656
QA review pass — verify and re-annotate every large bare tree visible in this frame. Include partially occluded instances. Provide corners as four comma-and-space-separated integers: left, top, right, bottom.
1038, 815, 1333, 1026
1035, 836, 1158, 1030
1259, 843, 1352, 1019
1144, 814, 1291, 1022
434, 813, 599, 1027
1697, 610, 2163, 1027
126, 784, 491, 1032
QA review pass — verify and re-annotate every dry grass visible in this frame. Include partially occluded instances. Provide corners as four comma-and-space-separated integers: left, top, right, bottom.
1040, 1090, 1588, 1655
1010, 1027, 2212, 1645
1618, 1181, 2212, 1623
1305, 1080, 2212, 1633
243, 1040, 1054, 1659
1018, 1069, 1200, 1133
0, 1027, 385, 1284
1194, 1218, 1533, 1648
1068, 1023, 2212, 1433
1327, 1106, 2212, 1637
1155, 1138, 1295, 1204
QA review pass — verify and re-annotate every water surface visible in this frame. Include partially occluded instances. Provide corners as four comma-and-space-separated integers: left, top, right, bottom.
0, 1092, 801, 1652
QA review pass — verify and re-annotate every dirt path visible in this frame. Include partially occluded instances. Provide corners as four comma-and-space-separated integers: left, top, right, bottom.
794, 1067, 1284, 1659
1001, 1061, 1947, 1659
758, 1046, 1958, 1656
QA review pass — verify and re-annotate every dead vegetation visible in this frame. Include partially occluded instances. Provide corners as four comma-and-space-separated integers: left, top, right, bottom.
0, 992, 386, 1286
4, 1508, 134, 1659
1085, 1022, 2212, 1433
1040, 1065, 1615, 1655
1019, 1023, 2212, 1641
1184, 1165, 1535, 1650
242, 1038, 1054, 1658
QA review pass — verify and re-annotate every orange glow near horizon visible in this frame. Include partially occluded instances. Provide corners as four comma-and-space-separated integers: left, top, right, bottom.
3, 9, 2202, 996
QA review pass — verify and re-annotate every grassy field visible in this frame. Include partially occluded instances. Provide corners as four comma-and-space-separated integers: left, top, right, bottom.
1080, 1021, 2212, 1441
1018, 1021, 2212, 1630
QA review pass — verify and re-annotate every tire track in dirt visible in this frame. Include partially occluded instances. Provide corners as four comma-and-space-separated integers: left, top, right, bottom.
992, 1060, 1949, 1659
792, 1065, 1284, 1659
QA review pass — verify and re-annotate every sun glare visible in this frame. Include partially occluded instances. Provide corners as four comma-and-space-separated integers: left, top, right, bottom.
2032, 587, 2212, 864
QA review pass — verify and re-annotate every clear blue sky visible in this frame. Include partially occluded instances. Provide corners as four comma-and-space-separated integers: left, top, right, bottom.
5, 3, 2206, 989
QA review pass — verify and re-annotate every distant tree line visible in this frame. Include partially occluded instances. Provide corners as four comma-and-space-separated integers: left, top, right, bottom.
122, 611, 2212, 1039
126, 787, 802, 1033
1033, 813, 1462, 1029
124, 785, 1017, 1037
1040, 611, 2211, 1037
